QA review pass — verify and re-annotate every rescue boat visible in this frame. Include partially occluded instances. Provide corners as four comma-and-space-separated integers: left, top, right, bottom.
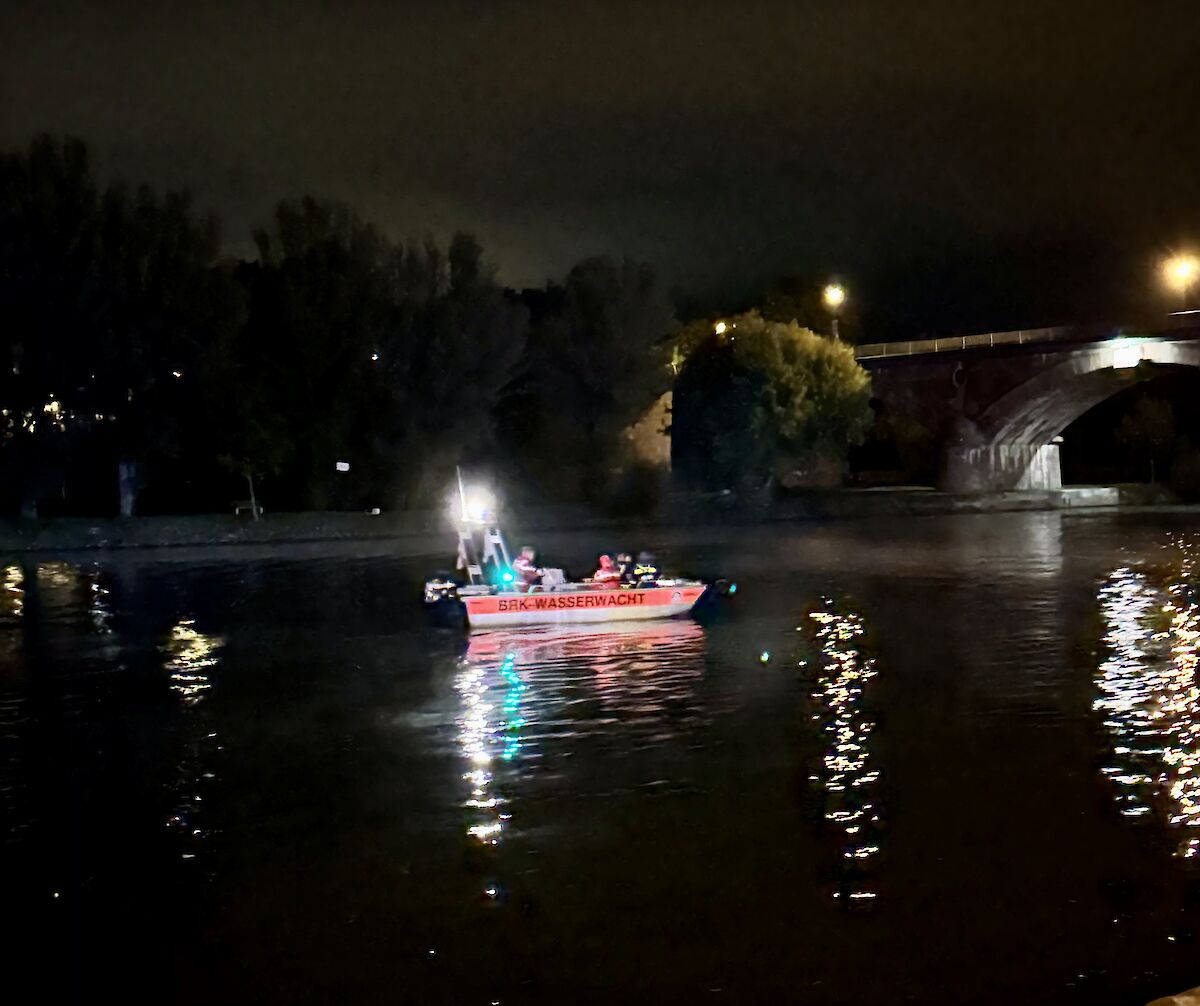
423, 475, 724, 629
456, 578, 708, 628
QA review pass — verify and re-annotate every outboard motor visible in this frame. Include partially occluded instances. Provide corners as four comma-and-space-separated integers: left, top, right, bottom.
423, 571, 466, 627
692, 577, 737, 623
423, 573, 461, 606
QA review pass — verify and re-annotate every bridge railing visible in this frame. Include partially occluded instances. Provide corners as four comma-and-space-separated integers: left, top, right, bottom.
855, 326, 1073, 360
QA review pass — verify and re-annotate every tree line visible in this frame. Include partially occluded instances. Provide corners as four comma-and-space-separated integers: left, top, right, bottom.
1, 135, 872, 517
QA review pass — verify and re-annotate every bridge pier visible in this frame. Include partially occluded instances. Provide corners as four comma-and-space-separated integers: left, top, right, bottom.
941, 443, 1062, 493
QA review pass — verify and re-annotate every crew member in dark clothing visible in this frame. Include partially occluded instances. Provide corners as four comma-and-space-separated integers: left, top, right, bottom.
633, 551, 660, 584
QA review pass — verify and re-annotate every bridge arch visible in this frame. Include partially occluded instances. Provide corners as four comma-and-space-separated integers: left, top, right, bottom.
942, 339, 1200, 492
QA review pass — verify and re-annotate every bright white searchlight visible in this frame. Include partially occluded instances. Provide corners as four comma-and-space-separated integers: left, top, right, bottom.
1111, 342, 1141, 370
457, 486, 495, 524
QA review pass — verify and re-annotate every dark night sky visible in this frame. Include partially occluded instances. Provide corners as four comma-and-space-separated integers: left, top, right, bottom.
2, 1, 1199, 335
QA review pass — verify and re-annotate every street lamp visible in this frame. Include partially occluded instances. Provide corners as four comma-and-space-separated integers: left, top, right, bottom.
823, 283, 846, 339
1162, 253, 1200, 306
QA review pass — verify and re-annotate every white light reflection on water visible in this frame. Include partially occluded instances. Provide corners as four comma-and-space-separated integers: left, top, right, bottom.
455, 622, 709, 847
1096, 551, 1200, 860
806, 598, 882, 901
456, 645, 523, 845
85, 571, 113, 635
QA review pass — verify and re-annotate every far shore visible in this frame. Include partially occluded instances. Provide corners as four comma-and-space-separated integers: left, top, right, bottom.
0, 484, 1188, 554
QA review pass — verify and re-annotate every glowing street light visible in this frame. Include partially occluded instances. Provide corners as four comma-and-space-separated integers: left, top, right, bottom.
714, 320, 727, 335
823, 283, 847, 338
1163, 254, 1200, 303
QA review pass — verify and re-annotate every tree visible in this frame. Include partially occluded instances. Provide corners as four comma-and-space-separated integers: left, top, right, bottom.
375, 231, 527, 506
509, 257, 676, 496
1116, 395, 1176, 482
672, 311, 872, 491
202, 294, 291, 518
244, 199, 394, 508
0, 135, 242, 516
0, 136, 102, 514
246, 199, 525, 509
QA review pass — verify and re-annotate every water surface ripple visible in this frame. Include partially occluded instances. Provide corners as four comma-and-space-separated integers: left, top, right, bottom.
3, 512, 1200, 1004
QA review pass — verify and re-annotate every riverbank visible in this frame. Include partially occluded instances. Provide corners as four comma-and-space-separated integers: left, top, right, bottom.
0, 484, 1182, 553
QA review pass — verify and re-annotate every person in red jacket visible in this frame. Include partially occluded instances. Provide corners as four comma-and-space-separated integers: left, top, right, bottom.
592, 554, 621, 589
512, 546, 541, 591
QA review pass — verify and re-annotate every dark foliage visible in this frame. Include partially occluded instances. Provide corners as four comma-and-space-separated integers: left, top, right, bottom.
0, 137, 685, 516
500, 257, 676, 500
0, 136, 243, 515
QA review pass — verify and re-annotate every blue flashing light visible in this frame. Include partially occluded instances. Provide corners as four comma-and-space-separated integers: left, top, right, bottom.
728, 582, 738, 594
501, 570, 515, 583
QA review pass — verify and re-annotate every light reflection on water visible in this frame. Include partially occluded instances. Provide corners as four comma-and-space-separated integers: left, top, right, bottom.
6, 518, 1200, 1004
804, 597, 883, 902
456, 621, 710, 849
1096, 546, 1200, 860
0, 564, 23, 664
160, 618, 224, 861
162, 618, 222, 707
456, 645, 519, 846
2, 564, 23, 622
2, 558, 229, 865
0, 566, 26, 843
86, 570, 113, 635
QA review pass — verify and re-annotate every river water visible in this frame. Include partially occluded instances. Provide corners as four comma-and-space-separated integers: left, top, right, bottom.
3, 512, 1200, 1005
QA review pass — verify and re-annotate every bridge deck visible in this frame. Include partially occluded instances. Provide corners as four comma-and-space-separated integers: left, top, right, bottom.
854, 318, 1200, 360
855, 327, 1070, 360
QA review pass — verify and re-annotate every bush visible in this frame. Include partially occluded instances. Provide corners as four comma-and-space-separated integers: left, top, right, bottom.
672, 311, 872, 491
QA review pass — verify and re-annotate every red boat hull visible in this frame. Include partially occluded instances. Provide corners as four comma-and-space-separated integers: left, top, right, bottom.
463, 584, 706, 627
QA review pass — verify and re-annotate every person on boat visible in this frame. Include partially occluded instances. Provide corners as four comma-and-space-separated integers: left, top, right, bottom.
592, 554, 622, 589
512, 546, 542, 591
616, 552, 635, 584
633, 551, 660, 585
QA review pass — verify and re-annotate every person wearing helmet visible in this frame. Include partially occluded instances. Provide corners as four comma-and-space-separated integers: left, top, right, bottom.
633, 551, 660, 585
512, 545, 542, 592
592, 554, 622, 589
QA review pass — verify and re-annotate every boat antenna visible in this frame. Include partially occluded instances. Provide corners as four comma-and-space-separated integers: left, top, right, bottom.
456, 465, 467, 524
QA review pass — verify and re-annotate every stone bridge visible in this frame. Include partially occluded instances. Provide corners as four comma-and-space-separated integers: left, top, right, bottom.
857, 322, 1200, 492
